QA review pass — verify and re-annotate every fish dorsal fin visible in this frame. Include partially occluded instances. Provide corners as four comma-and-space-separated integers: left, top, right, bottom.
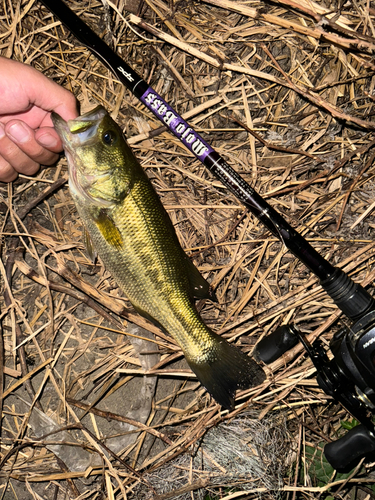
94, 209, 124, 250
83, 228, 97, 263
184, 256, 217, 301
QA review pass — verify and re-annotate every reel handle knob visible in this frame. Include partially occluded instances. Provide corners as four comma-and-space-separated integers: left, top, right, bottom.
255, 325, 299, 364
324, 424, 375, 471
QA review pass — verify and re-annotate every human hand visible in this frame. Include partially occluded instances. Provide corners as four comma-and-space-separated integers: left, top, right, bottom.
0, 57, 78, 182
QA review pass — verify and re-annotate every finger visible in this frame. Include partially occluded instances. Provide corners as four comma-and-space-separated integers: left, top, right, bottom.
0, 156, 17, 182
0, 122, 40, 176
4, 121, 59, 169
35, 127, 64, 154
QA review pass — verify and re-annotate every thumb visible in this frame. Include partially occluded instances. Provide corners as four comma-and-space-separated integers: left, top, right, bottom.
22, 63, 79, 121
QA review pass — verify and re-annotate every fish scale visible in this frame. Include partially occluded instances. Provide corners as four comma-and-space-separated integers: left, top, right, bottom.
52, 105, 265, 408
93, 180, 214, 358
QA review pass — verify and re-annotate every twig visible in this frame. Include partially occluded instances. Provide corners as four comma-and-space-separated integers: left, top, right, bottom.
153, 478, 210, 500
0, 322, 4, 445
202, 0, 375, 55
3, 243, 43, 410
229, 113, 320, 161
66, 397, 173, 445
261, 43, 375, 130
16, 176, 68, 221
190, 209, 249, 257
336, 149, 375, 230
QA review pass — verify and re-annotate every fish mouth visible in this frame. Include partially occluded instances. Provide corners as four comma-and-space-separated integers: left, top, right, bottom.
52, 105, 109, 203
52, 105, 107, 151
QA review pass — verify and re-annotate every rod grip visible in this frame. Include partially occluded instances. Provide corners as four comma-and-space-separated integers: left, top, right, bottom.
255, 325, 299, 364
320, 268, 375, 321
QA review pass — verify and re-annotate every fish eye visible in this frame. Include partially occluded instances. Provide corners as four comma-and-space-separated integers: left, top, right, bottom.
102, 130, 118, 146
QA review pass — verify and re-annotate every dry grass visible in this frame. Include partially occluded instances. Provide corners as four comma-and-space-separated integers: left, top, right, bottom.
1, 0, 375, 498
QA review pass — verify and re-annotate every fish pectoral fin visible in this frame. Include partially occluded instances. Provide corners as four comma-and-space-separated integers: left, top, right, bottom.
186, 337, 265, 409
94, 209, 124, 250
184, 256, 217, 301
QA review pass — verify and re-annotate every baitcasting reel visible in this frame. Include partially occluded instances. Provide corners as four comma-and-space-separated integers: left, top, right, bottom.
256, 269, 375, 472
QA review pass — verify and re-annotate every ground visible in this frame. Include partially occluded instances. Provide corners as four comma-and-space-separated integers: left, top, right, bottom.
2, 0, 375, 499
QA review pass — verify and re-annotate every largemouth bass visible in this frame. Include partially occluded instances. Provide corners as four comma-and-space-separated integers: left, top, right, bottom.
52, 106, 265, 408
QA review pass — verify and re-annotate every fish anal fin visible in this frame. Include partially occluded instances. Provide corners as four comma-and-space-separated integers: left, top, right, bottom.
184, 256, 217, 301
133, 304, 162, 329
94, 209, 123, 250
186, 338, 265, 409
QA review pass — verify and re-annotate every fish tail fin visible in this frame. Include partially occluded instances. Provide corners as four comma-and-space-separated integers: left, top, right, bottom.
187, 339, 265, 409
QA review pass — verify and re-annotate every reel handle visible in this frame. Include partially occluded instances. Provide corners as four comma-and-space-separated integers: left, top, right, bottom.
324, 424, 375, 472
255, 325, 299, 364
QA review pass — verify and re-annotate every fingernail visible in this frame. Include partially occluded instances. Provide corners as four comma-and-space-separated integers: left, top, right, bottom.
7, 122, 30, 144
37, 132, 58, 148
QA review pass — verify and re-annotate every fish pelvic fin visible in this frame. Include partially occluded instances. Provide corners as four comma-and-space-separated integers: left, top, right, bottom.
187, 339, 265, 410
83, 228, 97, 263
94, 209, 123, 250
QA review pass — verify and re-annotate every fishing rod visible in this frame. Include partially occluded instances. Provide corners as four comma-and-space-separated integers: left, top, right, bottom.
38, 0, 373, 321
38, 0, 375, 470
